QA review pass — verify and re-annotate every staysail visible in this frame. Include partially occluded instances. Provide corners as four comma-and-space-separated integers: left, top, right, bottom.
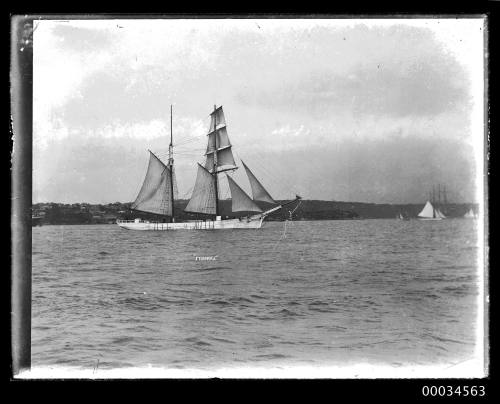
226, 175, 263, 213
241, 160, 275, 204
132, 151, 175, 216
185, 163, 217, 215
418, 201, 435, 218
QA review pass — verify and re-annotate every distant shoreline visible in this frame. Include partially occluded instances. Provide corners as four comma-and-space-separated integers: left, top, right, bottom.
31, 200, 479, 225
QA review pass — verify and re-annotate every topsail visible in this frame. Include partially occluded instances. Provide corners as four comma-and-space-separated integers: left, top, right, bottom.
205, 122, 237, 171
209, 106, 226, 132
131, 151, 175, 216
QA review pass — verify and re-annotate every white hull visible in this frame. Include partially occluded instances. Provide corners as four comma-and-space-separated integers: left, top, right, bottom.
417, 217, 443, 221
117, 216, 265, 231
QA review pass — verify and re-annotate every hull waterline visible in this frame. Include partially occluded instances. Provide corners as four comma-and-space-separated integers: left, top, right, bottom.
117, 216, 265, 231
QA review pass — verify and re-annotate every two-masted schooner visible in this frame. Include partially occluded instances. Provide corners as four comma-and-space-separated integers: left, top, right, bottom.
117, 105, 301, 230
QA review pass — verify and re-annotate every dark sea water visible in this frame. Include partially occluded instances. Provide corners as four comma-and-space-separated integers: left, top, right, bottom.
32, 219, 481, 373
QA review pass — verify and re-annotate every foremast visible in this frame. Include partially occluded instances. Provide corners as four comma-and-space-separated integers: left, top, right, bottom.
169, 105, 175, 222
212, 105, 220, 218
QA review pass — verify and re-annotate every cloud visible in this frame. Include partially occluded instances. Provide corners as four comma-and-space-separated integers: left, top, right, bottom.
32, 19, 484, 204
236, 25, 471, 120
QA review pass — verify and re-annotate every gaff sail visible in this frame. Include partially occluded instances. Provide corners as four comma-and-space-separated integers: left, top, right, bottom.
131, 151, 175, 216
241, 160, 275, 204
185, 163, 217, 215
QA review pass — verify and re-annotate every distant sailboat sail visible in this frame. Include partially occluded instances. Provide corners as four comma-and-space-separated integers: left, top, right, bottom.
418, 201, 436, 218
435, 208, 446, 219
241, 160, 276, 204
464, 208, 476, 218
131, 151, 175, 216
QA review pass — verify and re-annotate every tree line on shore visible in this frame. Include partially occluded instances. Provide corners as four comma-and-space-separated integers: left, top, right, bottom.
31, 200, 479, 225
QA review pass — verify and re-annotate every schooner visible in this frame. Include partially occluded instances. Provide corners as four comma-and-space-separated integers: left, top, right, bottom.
117, 105, 301, 230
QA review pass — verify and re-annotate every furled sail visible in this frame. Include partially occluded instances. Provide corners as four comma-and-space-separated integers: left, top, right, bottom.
241, 160, 275, 204
132, 151, 174, 216
185, 163, 217, 215
226, 175, 263, 213
209, 106, 226, 132
418, 201, 435, 218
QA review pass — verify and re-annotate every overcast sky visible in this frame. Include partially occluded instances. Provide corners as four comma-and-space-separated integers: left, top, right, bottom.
33, 18, 485, 204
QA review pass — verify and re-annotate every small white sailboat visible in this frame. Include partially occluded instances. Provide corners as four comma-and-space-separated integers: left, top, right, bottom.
417, 201, 445, 221
397, 212, 410, 221
463, 208, 478, 219
117, 105, 301, 231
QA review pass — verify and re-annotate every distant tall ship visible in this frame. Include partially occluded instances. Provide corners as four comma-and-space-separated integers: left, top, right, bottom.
418, 185, 447, 221
117, 105, 301, 231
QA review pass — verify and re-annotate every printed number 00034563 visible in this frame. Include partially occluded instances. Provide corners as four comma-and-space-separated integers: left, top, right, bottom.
422, 386, 485, 397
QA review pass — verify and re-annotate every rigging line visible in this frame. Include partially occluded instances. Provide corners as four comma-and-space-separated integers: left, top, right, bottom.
175, 139, 204, 147
271, 199, 302, 251
174, 151, 206, 155
237, 152, 298, 199
251, 153, 301, 196
236, 151, 293, 193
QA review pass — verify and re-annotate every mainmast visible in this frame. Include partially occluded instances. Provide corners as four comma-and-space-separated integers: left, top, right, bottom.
169, 105, 175, 223
213, 104, 220, 218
